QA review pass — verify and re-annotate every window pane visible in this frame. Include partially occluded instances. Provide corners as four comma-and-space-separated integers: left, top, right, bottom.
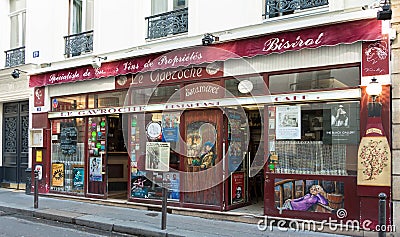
268, 102, 360, 176
131, 85, 180, 105
151, 0, 168, 15
10, 15, 19, 48
85, 0, 94, 30
269, 67, 359, 93
173, 0, 187, 9
72, 0, 83, 33
10, 0, 26, 12
225, 76, 267, 97
51, 118, 86, 193
51, 95, 87, 111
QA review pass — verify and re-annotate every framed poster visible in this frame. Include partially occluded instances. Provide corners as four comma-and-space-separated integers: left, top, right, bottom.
52, 163, 64, 187
72, 166, 84, 190
145, 142, 170, 171
89, 157, 102, 181
231, 171, 245, 204
276, 106, 301, 140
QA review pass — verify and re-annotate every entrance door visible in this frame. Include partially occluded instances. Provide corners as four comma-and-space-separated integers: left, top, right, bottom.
182, 109, 223, 207
87, 116, 107, 197
2, 101, 29, 187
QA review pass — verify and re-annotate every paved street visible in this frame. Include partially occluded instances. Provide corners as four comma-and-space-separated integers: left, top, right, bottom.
0, 211, 119, 237
0, 188, 359, 237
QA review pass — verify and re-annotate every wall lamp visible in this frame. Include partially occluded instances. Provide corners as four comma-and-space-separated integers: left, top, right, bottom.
366, 77, 383, 117
11, 69, 27, 79
202, 33, 219, 46
377, 0, 392, 20
91, 56, 107, 69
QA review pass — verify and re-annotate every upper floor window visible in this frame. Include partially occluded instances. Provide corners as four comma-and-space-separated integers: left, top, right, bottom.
65, 0, 94, 57
5, 0, 26, 67
146, 0, 188, 39
70, 0, 94, 34
151, 0, 187, 15
9, 0, 26, 49
264, 0, 329, 19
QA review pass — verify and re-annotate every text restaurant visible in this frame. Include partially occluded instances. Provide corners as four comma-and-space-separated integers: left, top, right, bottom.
29, 18, 391, 226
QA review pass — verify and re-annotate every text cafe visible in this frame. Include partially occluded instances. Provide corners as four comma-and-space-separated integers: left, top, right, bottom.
29, 18, 391, 226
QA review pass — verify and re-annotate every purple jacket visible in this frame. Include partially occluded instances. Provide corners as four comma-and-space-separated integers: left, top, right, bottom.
290, 193, 328, 211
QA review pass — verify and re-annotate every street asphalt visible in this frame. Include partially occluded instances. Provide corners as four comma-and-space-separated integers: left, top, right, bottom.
0, 188, 358, 237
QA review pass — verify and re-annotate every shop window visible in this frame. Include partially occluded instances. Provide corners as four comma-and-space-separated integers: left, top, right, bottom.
51, 95, 87, 111
267, 102, 359, 176
225, 76, 267, 97
130, 112, 181, 201
50, 118, 86, 193
88, 90, 128, 108
268, 67, 359, 93
130, 85, 180, 105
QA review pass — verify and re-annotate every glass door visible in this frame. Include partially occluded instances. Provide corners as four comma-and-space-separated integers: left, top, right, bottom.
87, 116, 107, 197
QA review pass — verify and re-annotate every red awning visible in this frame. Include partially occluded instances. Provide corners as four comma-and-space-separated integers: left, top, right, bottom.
29, 19, 382, 87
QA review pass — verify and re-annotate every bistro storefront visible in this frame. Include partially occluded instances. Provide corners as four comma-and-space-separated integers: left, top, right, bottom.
29, 18, 392, 227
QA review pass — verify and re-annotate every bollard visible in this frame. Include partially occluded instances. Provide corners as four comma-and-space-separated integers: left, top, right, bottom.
34, 170, 39, 209
378, 193, 387, 237
161, 186, 167, 230
25, 168, 32, 195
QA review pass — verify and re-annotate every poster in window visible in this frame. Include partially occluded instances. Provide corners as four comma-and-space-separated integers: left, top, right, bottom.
323, 103, 359, 144
231, 172, 245, 204
162, 113, 179, 142
228, 111, 244, 172
276, 106, 301, 140
131, 170, 148, 198
89, 157, 102, 181
145, 142, 170, 171
163, 172, 180, 200
72, 166, 84, 190
52, 163, 64, 187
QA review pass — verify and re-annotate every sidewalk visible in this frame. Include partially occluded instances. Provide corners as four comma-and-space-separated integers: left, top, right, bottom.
0, 188, 352, 237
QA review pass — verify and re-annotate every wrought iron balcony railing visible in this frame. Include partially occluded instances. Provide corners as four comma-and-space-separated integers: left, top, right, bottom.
5, 46, 25, 67
146, 8, 188, 40
265, 0, 329, 19
64, 30, 94, 57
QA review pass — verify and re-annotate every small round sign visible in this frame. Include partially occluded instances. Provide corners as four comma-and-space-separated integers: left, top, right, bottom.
146, 122, 162, 140
238, 80, 254, 94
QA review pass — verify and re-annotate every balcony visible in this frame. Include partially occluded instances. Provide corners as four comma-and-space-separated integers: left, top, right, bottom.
146, 8, 188, 40
265, 0, 329, 19
64, 30, 94, 57
5, 47, 25, 68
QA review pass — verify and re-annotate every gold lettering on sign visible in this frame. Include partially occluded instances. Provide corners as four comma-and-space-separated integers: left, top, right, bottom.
366, 128, 383, 135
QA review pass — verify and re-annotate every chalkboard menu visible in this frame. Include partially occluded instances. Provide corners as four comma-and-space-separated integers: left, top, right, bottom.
60, 127, 78, 155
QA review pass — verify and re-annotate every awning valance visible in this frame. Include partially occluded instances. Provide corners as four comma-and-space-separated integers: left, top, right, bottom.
29, 19, 382, 87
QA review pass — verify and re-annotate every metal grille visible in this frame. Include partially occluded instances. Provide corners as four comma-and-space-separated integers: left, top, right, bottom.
21, 115, 29, 153
146, 8, 188, 40
4, 47, 25, 67
4, 117, 17, 153
64, 30, 94, 57
265, 0, 329, 18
